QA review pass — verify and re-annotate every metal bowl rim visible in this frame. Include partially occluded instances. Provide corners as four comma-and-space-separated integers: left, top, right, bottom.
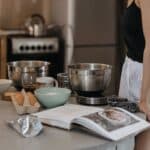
68, 63, 112, 69
7, 60, 50, 68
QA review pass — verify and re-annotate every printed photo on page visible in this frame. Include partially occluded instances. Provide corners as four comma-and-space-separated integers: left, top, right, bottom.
83, 107, 139, 131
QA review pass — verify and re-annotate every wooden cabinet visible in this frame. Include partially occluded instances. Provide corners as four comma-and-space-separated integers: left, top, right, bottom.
0, 36, 7, 78
0, 0, 52, 29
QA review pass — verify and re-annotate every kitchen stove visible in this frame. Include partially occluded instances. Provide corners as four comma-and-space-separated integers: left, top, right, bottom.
6, 34, 65, 78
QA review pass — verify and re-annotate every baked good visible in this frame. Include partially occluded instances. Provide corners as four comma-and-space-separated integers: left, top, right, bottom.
27, 92, 37, 106
14, 93, 24, 105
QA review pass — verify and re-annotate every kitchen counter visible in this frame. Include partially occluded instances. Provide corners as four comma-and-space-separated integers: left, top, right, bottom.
0, 98, 137, 150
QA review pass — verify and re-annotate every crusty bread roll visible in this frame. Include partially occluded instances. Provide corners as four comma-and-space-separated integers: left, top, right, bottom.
14, 93, 24, 105
27, 92, 37, 106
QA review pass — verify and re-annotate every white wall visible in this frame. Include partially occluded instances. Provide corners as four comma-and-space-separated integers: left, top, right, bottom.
51, 0, 75, 71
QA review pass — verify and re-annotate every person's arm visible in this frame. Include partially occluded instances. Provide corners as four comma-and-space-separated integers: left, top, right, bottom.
138, 0, 150, 119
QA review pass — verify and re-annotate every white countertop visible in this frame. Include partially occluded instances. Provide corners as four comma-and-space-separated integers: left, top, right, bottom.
0, 98, 137, 150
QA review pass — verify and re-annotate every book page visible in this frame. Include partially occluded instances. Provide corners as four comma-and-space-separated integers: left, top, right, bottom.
34, 104, 103, 129
73, 107, 150, 141
84, 107, 138, 131
34, 105, 150, 140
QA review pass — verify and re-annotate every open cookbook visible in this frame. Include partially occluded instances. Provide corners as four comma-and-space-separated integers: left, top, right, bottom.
34, 104, 150, 141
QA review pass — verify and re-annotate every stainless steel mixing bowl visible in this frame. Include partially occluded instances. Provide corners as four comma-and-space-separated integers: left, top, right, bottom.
68, 63, 112, 96
7, 60, 50, 90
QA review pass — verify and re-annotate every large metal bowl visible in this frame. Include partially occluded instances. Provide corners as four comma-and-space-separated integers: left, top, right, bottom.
7, 60, 50, 90
68, 63, 112, 96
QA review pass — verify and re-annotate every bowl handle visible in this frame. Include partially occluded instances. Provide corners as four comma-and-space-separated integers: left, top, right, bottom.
54, 79, 58, 87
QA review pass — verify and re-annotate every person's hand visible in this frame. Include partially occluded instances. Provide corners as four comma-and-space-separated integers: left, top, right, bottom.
139, 100, 150, 121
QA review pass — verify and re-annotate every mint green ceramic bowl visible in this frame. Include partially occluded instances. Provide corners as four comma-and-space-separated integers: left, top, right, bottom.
34, 87, 71, 108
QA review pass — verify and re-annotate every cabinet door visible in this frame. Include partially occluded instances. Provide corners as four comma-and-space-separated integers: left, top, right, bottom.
74, 0, 117, 45
0, 37, 7, 78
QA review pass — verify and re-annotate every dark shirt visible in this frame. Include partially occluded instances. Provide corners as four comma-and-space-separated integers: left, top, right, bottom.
122, 1, 145, 62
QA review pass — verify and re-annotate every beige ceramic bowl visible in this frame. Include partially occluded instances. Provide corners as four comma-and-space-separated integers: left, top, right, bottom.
0, 79, 12, 94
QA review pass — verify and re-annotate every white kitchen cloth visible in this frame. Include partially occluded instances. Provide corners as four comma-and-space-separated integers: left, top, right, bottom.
119, 56, 143, 102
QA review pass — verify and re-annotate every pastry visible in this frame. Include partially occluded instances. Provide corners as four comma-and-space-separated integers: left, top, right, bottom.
14, 93, 24, 105
27, 92, 37, 106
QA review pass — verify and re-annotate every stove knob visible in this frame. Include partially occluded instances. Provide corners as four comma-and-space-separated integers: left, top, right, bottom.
25, 45, 29, 51
37, 45, 41, 50
31, 45, 35, 50
43, 45, 47, 50
20, 46, 24, 51
48, 45, 54, 50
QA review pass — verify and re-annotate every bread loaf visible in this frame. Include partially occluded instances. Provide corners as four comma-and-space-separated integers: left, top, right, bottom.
14, 93, 24, 105
27, 92, 37, 106
9, 90, 38, 106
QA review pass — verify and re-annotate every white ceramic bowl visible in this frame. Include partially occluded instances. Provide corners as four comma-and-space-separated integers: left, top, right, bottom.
34, 87, 71, 108
36, 76, 58, 87
0, 79, 12, 93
